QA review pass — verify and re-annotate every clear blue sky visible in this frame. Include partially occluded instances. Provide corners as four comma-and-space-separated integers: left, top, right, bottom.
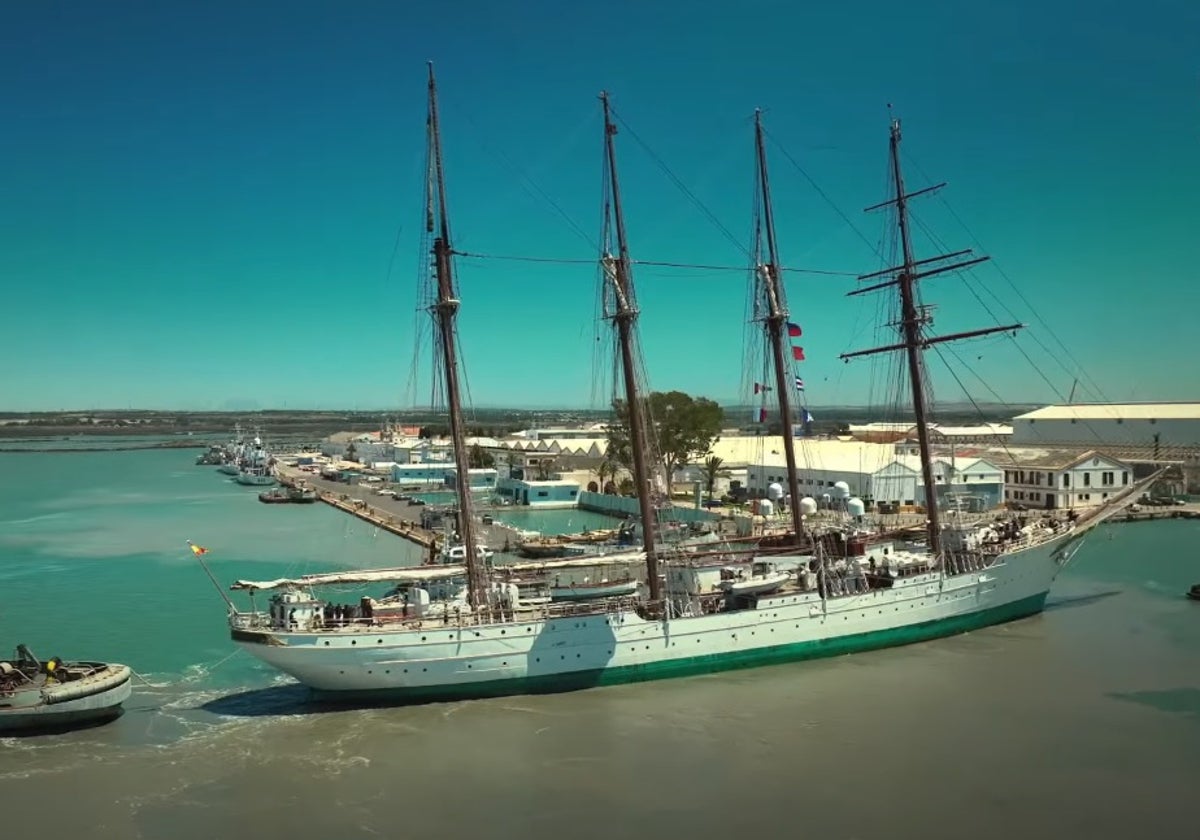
2, 0, 1196, 412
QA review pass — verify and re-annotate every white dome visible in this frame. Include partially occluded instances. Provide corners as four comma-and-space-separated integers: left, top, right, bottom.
799, 497, 818, 516
846, 497, 866, 517
758, 498, 775, 517
833, 481, 851, 499
767, 482, 784, 500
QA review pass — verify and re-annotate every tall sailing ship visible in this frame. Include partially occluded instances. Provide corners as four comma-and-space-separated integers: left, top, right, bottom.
223, 70, 1152, 703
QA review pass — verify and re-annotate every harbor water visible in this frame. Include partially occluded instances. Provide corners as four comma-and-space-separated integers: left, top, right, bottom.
1, 449, 1198, 838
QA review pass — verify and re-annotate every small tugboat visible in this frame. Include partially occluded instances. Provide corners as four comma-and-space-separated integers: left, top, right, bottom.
0, 644, 132, 734
1187, 583, 1200, 602
195, 445, 224, 465
259, 484, 319, 504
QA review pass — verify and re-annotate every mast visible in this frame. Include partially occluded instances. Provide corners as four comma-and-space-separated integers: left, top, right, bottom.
841, 117, 1022, 559
600, 92, 661, 603
753, 110, 805, 541
426, 62, 487, 609
888, 119, 943, 555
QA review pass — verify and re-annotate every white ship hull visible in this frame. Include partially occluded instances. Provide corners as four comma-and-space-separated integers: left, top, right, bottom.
231, 532, 1071, 703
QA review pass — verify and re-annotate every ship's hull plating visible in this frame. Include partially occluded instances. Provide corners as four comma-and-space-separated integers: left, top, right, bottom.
232, 536, 1067, 704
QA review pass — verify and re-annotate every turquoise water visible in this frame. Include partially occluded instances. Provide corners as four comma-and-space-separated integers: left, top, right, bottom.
2, 449, 1198, 838
490, 506, 628, 535
0, 450, 424, 737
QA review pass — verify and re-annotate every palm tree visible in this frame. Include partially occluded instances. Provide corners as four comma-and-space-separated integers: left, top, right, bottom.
535, 457, 557, 481
595, 457, 618, 495
701, 455, 727, 502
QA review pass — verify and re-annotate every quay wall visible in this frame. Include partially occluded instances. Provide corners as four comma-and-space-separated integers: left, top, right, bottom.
577, 491, 722, 524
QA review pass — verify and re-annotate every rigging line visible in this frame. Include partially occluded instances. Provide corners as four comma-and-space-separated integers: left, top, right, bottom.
456, 251, 595, 265
609, 107, 750, 259
454, 105, 599, 252
908, 210, 1094, 403
933, 339, 1119, 489
636, 259, 856, 276
901, 149, 1110, 403
763, 127, 885, 260
930, 343, 1023, 478
454, 250, 858, 275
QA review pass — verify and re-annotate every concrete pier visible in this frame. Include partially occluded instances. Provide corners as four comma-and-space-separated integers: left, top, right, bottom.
274, 466, 517, 553
276, 466, 441, 550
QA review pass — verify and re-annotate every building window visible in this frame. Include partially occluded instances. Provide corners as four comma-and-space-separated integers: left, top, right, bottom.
536, 491, 548, 497
1102, 471, 1114, 486
1062, 474, 1070, 488
1083, 473, 1090, 487
1122, 472, 1129, 486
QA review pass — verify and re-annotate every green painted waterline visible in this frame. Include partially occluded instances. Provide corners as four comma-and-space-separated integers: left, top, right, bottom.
310, 592, 1049, 706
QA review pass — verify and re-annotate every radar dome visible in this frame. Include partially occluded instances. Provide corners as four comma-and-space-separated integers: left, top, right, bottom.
846, 497, 866, 517
833, 481, 851, 499
758, 498, 775, 517
799, 497, 818, 516
767, 482, 784, 500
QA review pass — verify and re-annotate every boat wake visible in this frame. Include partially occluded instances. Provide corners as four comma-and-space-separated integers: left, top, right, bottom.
1044, 590, 1123, 612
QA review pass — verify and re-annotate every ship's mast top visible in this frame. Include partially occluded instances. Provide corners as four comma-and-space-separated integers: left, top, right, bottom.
753, 109, 805, 541
426, 62, 487, 608
841, 116, 1022, 560
599, 91, 662, 604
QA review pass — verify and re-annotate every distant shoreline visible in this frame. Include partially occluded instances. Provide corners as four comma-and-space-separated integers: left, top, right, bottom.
0, 441, 207, 453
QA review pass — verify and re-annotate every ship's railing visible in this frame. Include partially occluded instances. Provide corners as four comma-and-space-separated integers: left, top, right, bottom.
230, 611, 272, 630
245, 593, 646, 635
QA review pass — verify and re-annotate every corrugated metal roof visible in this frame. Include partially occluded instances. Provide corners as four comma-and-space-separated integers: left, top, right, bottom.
1015, 403, 1200, 421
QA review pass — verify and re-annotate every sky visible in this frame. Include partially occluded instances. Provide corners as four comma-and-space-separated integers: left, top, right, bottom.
2, 0, 1197, 413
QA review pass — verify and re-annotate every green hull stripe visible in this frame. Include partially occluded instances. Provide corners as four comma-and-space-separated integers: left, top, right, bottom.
312, 593, 1048, 706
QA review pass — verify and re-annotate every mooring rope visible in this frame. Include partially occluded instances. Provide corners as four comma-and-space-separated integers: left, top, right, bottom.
129, 649, 242, 689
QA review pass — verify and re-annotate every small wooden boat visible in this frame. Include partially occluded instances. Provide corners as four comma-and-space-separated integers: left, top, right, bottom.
0, 645, 132, 734
1187, 583, 1200, 602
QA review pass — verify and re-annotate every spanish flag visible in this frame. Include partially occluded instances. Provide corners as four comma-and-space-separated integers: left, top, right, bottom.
188, 541, 209, 556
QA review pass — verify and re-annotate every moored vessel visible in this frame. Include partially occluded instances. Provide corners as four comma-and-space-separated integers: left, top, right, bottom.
221, 71, 1156, 705
259, 484, 318, 504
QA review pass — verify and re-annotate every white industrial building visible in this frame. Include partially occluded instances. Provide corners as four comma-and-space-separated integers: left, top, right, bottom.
992, 450, 1132, 510
746, 440, 1005, 512
1012, 403, 1200, 450
850, 422, 1012, 445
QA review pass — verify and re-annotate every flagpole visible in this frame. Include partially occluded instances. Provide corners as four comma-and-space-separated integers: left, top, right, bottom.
187, 541, 236, 612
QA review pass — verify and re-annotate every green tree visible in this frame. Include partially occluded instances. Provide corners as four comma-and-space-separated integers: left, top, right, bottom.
535, 457, 557, 481
607, 391, 723, 482
468, 444, 495, 469
701, 455, 728, 500
595, 456, 619, 495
